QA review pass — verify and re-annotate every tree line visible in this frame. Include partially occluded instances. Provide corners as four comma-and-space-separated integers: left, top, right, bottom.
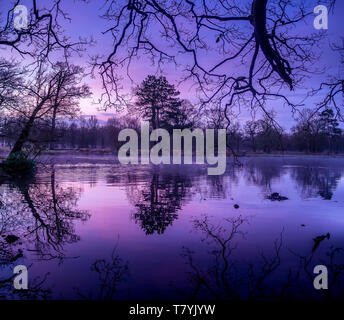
1, 74, 343, 155
1, 81, 342, 155
0, 1, 342, 171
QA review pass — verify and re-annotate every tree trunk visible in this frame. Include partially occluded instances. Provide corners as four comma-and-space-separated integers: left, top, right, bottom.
49, 106, 57, 150
151, 107, 157, 129
9, 100, 45, 157
10, 115, 36, 156
251, 0, 293, 89
51, 168, 62, 241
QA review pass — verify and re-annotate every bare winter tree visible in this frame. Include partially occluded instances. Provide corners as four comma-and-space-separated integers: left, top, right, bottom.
0, 0, 88, 60
244, 120, 260, 152
7, 62, 90, 157
0, 59, 24, 111
313, 37, 344, 120
47, 62, 91, 149
93, 0, 335, 122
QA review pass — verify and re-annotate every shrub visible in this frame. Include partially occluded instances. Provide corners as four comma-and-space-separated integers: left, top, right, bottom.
1, 152, 36, 176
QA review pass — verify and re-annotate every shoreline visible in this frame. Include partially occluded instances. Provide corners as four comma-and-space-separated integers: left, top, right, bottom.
2, 148, 344, 160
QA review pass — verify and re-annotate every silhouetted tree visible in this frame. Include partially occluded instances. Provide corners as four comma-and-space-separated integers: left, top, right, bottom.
48, 63, 91, 149
94, 0, 336, 124
314, 37, 344, 119
318, 109, 342, 153
0, 59, 23, 112
0, 1, 87, 60
292, 108, 342, 154
256, 111, 283, 153
132, 75, 184, 129
87, 116, 99, 149
244, 120, 260, 152
7, 62, 90, 157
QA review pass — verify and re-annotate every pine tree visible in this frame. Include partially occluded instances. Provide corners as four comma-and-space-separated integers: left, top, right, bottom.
133, 75, 183, 129
318, 109, 342, 153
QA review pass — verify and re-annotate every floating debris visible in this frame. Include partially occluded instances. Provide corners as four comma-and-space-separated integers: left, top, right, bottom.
267, 192, 289, 201
4, 235, 20, 244
234, 204, 239, 209
312, 233, 330, 253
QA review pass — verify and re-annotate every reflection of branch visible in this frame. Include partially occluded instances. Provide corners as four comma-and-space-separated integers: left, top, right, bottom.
182, 215, 248, 299
79, 239, 129, 300
0, 174, 89, 262
193, 215, 246, 297
247, 231, 283, 299
14, 272, 51, 300
288, 245, 344, 300
0, 263, 51, 300
182, 215, 344, 300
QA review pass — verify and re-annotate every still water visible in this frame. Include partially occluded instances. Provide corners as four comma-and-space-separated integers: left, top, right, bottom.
1, 155, 344, 299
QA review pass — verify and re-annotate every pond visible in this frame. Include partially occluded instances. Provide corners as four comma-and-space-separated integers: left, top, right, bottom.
1, 155, 344, 299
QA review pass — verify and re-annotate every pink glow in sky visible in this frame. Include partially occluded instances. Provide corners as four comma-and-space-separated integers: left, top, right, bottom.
1, 0, 343, 129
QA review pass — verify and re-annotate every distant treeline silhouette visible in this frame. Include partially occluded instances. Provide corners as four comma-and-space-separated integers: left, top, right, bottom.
1, 72, 343, 158
1, 107, 343, 155
0, 73, 343, 156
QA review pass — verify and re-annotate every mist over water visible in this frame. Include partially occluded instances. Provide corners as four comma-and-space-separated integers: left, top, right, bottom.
1, 155, 344, 299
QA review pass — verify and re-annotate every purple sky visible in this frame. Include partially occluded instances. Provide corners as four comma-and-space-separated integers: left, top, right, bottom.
1, 0, 343, 130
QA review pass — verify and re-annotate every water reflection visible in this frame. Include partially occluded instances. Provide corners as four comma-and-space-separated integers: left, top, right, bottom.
127, 169, 192, 235
78, 243, 129, 300
244, 160, 282, 192
0, 156, 344, 299
74, 214, 344, 300
0, 166, 89, 285
181, 214, 344, 300
2, 158, 343, 242
290, 166, 342, 200
243, 157, 344, 200
13, 169, 89, 260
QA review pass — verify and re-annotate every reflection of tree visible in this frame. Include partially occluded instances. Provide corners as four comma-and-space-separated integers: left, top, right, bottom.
127, 170, 192, 235
0, 168, 90, 260
18, 171, 90, 259
0, 167, 89, 298
0, 270, 51, 300
78, 241, 129, 300
181, 215, 344, 300
243, 159, 283, 192
192, 176, 228, 201
0, 190, 52, 299
203, 174, 232, 200
242, 158, 344, 201
290, 166, 343, 200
